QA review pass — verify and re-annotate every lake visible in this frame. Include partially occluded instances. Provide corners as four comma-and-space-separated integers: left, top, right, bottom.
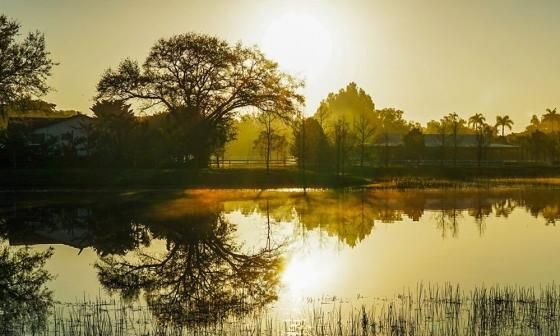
2, 187, 560, 335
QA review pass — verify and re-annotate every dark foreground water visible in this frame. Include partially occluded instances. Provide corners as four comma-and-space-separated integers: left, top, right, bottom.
1, 187, 560, 335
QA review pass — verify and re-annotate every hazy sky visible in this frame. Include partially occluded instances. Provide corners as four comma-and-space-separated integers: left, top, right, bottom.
3, 0, 560, 130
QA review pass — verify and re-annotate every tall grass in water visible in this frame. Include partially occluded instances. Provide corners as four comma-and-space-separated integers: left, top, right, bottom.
8, 284, 560, 335
306, 283, 560, 336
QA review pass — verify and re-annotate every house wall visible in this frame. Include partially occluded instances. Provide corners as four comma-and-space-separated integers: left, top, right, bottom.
33, 116, 92, 156
33, 116, 90, 139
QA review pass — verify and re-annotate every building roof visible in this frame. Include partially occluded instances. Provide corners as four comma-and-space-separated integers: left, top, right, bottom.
371, 133, 403, 147
7, 114, 91, 132
371, 133, 519, 148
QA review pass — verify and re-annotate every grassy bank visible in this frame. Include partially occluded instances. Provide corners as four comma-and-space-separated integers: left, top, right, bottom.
2, 166, 560, 190
349, 166, 560, 189
350, 165, 560, 179
0, 168, 367, 190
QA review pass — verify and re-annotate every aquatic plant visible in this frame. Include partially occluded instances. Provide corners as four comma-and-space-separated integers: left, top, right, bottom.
6, 283, 560, 335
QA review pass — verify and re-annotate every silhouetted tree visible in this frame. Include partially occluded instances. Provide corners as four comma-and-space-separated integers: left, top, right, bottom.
543, 108, 558, 133
96, 33, 304, 167
0, 15, 56, 117
528, 130, 548, 161
90, 100, 137, 165
292, 118, 330, 170
333, 119, 349, 174
468, 113, 486, 131
315, 83, 378, 169
354, 111, 376, 167
272, 134, 288, 161
0, 243, 53, 334
495, 115, 513, 138
254, 112, 276, 172
530, 114, 541, 131
315, 101, 329, 130
447, 113, 467, 166
426, 117, 451, 165
2, 122, 28, 168
376, 108, 411, 167
543, 108, 559, 160
403, 127, 425, 165
315, 82, 375, 128
469, 114, 489, 165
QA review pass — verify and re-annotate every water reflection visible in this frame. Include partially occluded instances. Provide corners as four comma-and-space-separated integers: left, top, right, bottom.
0, 240, 53, 334
2, 189, 560, 251
96, 209, 283, 326
1, 187, 560, 327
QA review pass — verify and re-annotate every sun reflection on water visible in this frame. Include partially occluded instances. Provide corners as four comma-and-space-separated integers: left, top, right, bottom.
280, 235, 339, 300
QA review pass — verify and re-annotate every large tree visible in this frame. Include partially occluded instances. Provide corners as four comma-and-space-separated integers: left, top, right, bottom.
314, 82, 375, 127
314, 82, 377, 170
292, 118, 331, 170
0, 15, 55, 112
96, 33, 304, 167
90, 100, 138, 165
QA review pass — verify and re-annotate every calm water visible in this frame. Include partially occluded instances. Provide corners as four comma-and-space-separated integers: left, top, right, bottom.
1, 187, 560, 331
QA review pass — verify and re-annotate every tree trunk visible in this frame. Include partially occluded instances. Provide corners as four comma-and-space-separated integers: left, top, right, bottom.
360, 142, 364, 168
453, 132, 457, 167
341, 130, 345, 176
266, 140, 270, 173
301, 119, 306, 193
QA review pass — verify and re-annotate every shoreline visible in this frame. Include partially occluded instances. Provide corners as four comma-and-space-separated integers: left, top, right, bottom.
2, 167, 560, 191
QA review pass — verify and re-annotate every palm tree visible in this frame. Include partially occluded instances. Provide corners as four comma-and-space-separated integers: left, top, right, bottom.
468, 113, 486, 131
530, 115, 540, 130
544, 108, 559, 162
544, 108, 558, 133
469, 114, 489, 166
447, 112, 461, 166
495, 115, 514, 137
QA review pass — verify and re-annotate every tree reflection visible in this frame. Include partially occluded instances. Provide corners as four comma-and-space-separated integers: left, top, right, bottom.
493, 199, 516, 218
95, 211, 283, 326
434, 209, 461, 239
2, 188, 560, 256
0, 242, 53, 334
221, 188, 560, 245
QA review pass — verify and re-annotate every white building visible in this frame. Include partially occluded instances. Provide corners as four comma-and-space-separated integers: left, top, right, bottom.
7, 114, 93, 157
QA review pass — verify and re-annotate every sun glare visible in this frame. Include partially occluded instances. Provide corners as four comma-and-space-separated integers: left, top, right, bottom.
261, 13, 333, 77
281, 246, 337, 297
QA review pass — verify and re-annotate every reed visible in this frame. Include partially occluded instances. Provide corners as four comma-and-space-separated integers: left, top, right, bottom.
6, 283, 560, 335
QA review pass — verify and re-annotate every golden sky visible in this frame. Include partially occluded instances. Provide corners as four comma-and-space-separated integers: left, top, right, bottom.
3, 0, 560, 130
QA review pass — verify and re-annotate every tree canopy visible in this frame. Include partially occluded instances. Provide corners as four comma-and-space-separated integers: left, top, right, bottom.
313, 82, 375, 130
96, 33, 303, 166
0, 15, 55, 107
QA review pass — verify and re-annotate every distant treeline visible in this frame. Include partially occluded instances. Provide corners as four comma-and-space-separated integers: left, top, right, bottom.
286, 82, 559, 171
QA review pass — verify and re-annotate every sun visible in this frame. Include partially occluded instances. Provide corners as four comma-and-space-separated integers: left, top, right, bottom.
261, 13, 333, 77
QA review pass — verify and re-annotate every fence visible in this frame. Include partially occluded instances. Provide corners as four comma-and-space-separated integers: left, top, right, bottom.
210, 158, 297, 168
